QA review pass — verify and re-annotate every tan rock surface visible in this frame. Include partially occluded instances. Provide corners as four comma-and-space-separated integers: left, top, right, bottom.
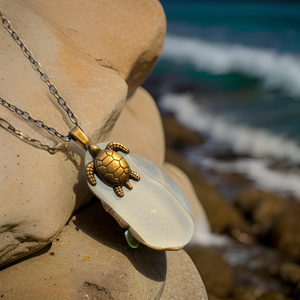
108, 87, 165, 166
0, 201, 166, 299
160, 250, 208, 300
0, 0, 166, 266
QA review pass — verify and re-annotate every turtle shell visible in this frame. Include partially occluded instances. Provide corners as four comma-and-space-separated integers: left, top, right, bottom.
94, 149, 130, 186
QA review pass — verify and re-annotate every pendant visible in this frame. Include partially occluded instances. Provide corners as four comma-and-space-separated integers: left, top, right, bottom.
69, 126, 194, 250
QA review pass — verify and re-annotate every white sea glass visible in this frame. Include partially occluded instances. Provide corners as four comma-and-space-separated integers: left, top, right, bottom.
85, 142, 194, 250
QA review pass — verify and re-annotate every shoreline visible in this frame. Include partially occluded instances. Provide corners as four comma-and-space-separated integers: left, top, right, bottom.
158, 104, 300, 299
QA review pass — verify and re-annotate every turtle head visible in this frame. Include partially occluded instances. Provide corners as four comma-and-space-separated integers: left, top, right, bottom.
88, 144, 101, 158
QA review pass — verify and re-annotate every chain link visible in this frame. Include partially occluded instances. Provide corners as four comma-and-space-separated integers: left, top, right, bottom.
0, 9, 80, 149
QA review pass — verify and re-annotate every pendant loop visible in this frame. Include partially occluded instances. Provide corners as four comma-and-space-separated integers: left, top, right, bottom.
69, 126, 90, 150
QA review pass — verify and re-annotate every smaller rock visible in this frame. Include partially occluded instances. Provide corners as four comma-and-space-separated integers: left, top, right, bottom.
231, 286, 259, 300
188, 247, 234, 299
252, 193, 285, 235
237, 188, 264, 213
237, 189, 285, 236
279, 263, 300, 286
257, 291, 286, 300
162, 114, 204, 148
208, 294, 232, 300
268, 203, 300, 260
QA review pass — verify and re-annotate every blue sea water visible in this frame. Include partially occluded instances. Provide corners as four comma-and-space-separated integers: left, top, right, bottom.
146, 0, 300, 198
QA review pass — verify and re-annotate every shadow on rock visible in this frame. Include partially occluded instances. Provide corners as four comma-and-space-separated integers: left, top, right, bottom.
73, 198, 167, 282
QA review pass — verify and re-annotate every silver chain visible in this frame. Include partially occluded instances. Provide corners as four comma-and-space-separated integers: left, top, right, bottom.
0, 9, 80, 147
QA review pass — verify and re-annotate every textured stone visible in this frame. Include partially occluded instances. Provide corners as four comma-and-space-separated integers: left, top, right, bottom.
0, 201, 166, 299
279, 263, 300, 286
257, 291, 286, 300
237, 188, 285, 235
108, 87, 165, 166
0, 0, 166, 266
268, 203, 300, 260
163, 114, 204, 148
189, 247, 234, 299
231, 286, 258, 300
160, 250, 208, 300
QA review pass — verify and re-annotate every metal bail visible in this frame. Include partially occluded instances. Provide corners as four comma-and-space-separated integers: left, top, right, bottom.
69, 126, 90, 151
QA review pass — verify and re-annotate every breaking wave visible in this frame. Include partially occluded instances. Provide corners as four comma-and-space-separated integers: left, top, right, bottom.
162, 35, 300, 98
160, 93, 300, 163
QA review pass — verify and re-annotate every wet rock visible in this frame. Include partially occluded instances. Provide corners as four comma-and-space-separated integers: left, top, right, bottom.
268, 203, 300, 260
237, 188, 264, 214
161, 250, 208, 300
252, 193, 285, 235
237, 189, 285, 235
257, 291, 286, 300
208, 294, 233, 300
231, 286, 259, 300
189, 246, 234, 298
162, 114, 204, 148
279, 263, 300, 286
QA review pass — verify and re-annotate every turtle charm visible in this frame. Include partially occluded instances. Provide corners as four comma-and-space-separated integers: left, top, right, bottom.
85, 142, 140, 197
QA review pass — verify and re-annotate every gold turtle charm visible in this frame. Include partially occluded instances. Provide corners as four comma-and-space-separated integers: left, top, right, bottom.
85, 142, 140, 197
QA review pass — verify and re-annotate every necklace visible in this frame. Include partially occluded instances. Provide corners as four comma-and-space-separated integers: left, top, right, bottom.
0, 10, 194, 250
0, 9, 140, 198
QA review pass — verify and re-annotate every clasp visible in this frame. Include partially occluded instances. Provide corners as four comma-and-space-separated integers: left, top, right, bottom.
69, 125, 90, 151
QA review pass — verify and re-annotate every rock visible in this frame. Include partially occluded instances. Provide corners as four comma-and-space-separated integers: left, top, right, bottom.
231, 286, 258, 300
166, 149, 251, 235
237, 188, 264, 213
208, 294, 227, 300
162, 114, 204, 148
188, 247, 234, 298
0, 0, 166, 266
257, 291, 286, 300
237, 189, 286, 235
252, 193, 285, 235
268, 203, 300, 260
0, 201, 167, 299
108, 87, 165, 167
26, 0, 166, 98
160, 250, 208, 300
279, 263, 300, 286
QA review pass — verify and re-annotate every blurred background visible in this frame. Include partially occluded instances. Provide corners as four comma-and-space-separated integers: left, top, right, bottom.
143, 1, 300, 299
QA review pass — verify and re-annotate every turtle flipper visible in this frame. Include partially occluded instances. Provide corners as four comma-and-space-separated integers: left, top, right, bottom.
106, 142, 129, 154
125, 181, 133, 190
114, 186, 124, 198
85, 161, 97, 186
130, 170, 140, 182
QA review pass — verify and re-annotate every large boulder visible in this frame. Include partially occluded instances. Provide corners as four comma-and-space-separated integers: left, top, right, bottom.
0, 0, 165, 266
0, 201, 167, 299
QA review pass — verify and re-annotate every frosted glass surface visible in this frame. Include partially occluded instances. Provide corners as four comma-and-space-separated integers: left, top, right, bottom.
85, 142, 194, 250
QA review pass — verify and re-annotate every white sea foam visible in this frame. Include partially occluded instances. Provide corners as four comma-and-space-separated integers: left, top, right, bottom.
200, 157, 300, 199
160, 93, 300, 162
162, 35, 300, 97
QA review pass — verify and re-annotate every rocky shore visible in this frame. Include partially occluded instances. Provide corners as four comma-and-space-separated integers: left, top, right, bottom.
160, 112, 300, 300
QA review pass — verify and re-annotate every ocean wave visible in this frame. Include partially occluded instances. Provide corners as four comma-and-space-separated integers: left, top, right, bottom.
200, 157, 300, 199
160, 93, 300, 162
162, 35, 300, 97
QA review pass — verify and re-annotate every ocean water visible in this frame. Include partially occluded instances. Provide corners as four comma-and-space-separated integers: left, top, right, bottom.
145, 0, 300, 199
